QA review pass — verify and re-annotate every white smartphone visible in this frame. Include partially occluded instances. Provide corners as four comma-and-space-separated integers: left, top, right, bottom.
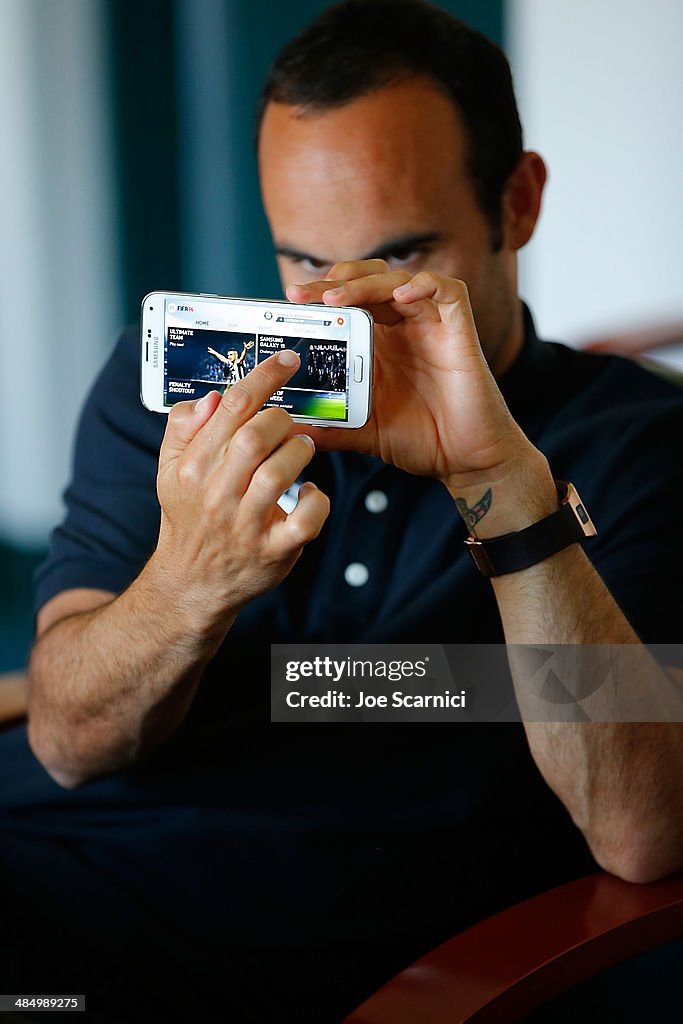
140, 291, 373, 427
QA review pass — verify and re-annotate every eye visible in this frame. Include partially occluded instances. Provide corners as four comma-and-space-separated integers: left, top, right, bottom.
385, 248, 423, 267
287, 255, 331, 275
303, 256, 331, 274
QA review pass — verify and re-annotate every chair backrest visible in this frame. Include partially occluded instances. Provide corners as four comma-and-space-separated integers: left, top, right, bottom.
343, 871, 683, 1024
582, 321, 683, 386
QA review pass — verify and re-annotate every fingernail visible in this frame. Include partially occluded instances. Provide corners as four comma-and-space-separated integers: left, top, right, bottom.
323, 286, 344, 298
293, 434, 315, 450
278, 349, 299, 366
394, 282, 414, 296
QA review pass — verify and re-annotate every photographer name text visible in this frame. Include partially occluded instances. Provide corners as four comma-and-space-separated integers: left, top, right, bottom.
285, 689, 467, 709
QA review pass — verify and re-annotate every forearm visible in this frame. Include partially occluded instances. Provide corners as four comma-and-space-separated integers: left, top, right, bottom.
27, 354, 328, 788
447, 447, 683, 881
498, 548, 683, 880
27, 554, 233, 788
522, 717, 683, 882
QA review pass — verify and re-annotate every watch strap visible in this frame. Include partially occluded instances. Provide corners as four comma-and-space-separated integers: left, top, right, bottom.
465, 481, 596, 578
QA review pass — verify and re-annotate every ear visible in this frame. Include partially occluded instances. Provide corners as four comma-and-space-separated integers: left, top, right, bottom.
501, 151, 547, 251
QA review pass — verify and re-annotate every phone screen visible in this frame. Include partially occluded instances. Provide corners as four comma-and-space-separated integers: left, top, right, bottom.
164, 298, 351, 421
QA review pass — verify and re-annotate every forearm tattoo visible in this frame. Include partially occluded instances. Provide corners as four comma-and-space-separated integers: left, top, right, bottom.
455, 489, 492, 531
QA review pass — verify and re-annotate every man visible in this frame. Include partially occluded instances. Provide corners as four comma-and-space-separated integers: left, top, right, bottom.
2, 2, 682, 1020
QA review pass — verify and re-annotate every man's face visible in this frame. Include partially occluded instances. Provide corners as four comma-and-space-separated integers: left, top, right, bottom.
258, 77, 520, 371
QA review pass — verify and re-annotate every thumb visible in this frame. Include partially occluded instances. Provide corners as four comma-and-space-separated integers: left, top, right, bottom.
159, 390, 223, 465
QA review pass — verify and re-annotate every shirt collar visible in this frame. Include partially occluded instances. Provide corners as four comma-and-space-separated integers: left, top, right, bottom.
496, 303, 560, 437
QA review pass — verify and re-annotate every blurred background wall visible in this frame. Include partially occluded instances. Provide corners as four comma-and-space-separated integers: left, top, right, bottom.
0, 0, 681, 671
509, 0, 683, 361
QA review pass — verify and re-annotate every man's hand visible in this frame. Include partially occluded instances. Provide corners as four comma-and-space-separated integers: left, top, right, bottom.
155, 350, 330, 636
288, 259, 558, 537
288, 260, 532, 487
27, 350, 332, 787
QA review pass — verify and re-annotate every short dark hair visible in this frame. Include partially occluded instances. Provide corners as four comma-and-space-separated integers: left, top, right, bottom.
256, 0, 523, 249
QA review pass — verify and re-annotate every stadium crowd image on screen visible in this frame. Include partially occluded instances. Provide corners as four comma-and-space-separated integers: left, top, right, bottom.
257, 333, 347, 420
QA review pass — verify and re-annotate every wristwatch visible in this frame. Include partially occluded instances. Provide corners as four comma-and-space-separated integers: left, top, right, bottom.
465, 480, 597, 578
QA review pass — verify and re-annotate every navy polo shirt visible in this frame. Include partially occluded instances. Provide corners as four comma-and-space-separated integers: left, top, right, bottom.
35, 305, 683, 646
13, 305, 683, 1017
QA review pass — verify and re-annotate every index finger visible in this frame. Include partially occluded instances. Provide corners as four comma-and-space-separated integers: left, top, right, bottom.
285, 259, 390, 306
207, 349, 300, 440
287, 270, 412, 326
325, 258, 389, 281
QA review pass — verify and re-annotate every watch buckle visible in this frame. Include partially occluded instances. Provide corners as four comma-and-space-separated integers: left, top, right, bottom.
559, 481, 598, 537
464, 536, 495, 576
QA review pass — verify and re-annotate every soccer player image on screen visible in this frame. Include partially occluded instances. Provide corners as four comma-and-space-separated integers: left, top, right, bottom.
207, 339, 255, 387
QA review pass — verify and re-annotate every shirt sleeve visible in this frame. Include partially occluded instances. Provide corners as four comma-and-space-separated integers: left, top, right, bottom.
33, 326, 166, 619
589, 412, 683, 643
548, 377, 683, 645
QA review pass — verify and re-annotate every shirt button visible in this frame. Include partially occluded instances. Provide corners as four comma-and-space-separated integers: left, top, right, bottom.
344, 562, 370, 587
364, 489, 388, 513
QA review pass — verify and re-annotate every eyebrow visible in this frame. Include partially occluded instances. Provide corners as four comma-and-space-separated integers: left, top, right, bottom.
274, 232, 443, 265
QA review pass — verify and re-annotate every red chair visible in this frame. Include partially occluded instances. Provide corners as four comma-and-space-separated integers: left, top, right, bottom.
4, 672, 681, 1022
582, 321, 683, 360
343, 871, 683, 1023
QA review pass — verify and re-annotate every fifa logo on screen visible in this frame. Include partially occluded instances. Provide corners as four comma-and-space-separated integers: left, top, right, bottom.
176, 305, 194, 312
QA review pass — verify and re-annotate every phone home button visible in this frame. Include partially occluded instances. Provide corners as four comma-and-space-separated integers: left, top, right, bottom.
353, 355, 364, 383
